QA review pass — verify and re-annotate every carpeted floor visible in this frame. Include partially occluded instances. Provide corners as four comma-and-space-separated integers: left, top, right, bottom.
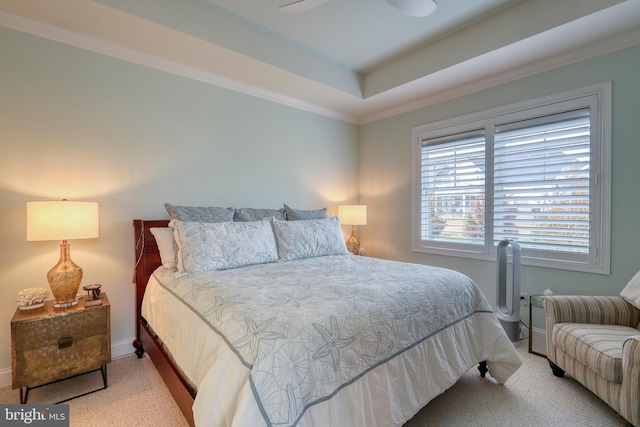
405, 343, 630, 427
0, 342, 631, 426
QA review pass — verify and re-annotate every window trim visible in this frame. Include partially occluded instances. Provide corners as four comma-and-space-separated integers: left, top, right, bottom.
412, 82, 611, 274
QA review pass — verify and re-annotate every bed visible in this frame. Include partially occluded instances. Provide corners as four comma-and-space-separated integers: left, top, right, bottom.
132, 210, 522, 427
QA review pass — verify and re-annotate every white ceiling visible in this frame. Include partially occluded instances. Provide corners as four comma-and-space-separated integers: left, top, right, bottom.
1, 0, 639, 123
158, 0, 522, 73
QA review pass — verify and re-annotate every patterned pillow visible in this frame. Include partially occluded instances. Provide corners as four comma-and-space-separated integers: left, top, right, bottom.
165, 203, 235, 223
283, 204, 328, 221
272, 216, 349, 261
172, 219, 278, 274
234, 207, 286, 222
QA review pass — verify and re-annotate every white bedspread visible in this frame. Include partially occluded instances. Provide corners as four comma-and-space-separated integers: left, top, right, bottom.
142, 255, 521, 427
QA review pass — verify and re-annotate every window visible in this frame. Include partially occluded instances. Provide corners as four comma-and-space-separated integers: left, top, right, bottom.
413, 83, 611, 273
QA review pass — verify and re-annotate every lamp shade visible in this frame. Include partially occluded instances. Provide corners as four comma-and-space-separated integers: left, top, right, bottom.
27, 201, 99, 241
338, 205, 367, 226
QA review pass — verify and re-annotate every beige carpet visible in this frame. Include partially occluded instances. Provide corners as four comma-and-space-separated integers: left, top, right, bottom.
0, 354, 188, 427
0, 343, 631, 426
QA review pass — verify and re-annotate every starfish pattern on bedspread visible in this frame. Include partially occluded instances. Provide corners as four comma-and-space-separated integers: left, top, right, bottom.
154, 254, 493, 427
235, 317, 287, 363
360, 331, 395, 366
312, 316, 356, 371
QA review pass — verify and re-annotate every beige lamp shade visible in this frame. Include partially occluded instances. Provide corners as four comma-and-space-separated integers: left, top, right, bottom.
338, 204, 367, 255
26, 200, 99, 307
27, 201, 99, 241
338, 204, 367, 226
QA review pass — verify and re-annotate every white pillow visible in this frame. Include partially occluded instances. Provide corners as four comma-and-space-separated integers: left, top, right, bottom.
150, 227, 177, 269
620, 270, 640, 310
171, 219, 278, 274
271, 216, 349, 261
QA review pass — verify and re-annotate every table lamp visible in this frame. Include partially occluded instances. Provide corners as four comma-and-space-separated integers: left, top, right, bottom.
338, 204, 367, 255
27, 200, 99, 308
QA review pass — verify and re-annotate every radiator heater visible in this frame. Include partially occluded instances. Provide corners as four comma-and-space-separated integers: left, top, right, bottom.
496, 239, 521, 342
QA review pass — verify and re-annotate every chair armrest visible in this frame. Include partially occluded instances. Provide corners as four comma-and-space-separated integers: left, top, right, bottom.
543, 295, 640, 327
620, 335, 640, 427
543, 295, 640, 367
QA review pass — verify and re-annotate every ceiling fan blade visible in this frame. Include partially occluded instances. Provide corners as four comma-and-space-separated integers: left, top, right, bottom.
279, 0, 330, 14
386, 0, 437, 17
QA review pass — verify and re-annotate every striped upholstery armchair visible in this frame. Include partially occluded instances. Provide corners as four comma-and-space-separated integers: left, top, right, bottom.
543, 295, 640, 426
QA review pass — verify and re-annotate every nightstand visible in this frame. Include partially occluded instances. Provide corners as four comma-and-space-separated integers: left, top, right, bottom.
528, 294, 546, 358
11, 294, 111, 404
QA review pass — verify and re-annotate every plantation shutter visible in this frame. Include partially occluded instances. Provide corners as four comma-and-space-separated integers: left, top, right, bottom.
493, 108, 591, 253
420, 130, 486, 245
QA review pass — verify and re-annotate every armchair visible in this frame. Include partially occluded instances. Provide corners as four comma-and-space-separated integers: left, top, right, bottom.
543, 295, 640, 426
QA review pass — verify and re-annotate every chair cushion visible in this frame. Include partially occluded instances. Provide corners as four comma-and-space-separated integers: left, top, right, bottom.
552, 323, 639, 383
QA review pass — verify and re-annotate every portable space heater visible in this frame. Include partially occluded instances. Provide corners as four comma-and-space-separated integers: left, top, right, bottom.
496, 239, 521, 342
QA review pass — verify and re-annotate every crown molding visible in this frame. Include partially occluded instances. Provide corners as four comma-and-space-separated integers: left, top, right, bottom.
358, 27, 640, 125
0, 10, 360, 124
1, 8, 638, 126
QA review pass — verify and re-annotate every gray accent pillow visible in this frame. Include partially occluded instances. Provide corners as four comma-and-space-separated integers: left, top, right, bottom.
234, 207, 286, 222
283, 204, 328, 221
165, 203, 235, 223
272, 216, 349, 261
172, 219, 278, 274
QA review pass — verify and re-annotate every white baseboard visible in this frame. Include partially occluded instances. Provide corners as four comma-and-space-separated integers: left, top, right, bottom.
531, 327, 547, 355
109, 337, 138, 360
521, 326, 547, 356
0, 368, 12, 389
0, 338, 136, 389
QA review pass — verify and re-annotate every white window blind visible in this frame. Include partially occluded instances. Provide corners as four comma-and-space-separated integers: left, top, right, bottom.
493, 109, 591, 253
420, 130, 485, 245
412, 83, 610, 273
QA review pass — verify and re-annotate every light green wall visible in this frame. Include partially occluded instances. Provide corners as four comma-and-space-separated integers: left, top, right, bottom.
1, 22, 638, 383
0, 28, 358, 375
359, 45, 640, 315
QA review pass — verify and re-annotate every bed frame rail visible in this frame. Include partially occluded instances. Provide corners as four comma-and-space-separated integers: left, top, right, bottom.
132, 219, 195, 427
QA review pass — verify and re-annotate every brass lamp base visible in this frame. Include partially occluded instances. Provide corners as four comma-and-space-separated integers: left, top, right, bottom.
346, 226, 360, 255
48, 241, 82, 309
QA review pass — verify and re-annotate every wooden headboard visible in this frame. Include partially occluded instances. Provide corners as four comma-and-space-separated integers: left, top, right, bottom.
132, 219, 169, 337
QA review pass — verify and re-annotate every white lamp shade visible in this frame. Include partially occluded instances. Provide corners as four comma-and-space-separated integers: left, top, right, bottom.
27, 201, 99, 241
338, 205, 367, 226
